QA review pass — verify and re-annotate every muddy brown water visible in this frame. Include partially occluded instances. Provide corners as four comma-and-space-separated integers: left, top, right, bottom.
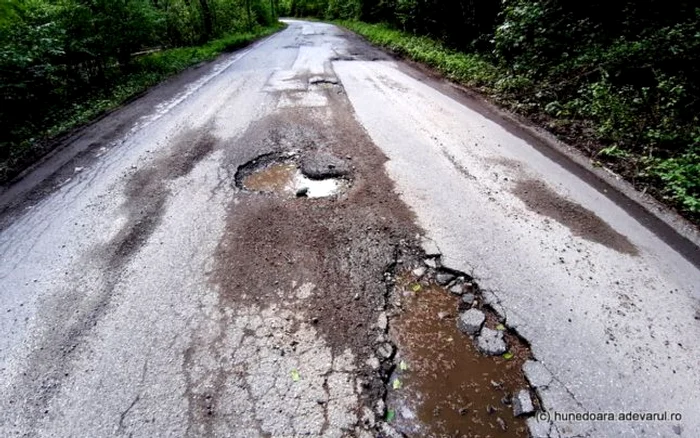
387, 273, 530, 437
242, 162, 297, 193
240, 160, 345, 198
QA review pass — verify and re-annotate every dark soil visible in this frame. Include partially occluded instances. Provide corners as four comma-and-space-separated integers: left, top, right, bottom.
512, 178, 638, 255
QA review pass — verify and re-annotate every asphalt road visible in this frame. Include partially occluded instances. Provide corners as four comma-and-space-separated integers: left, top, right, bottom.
1, 20, 699, 438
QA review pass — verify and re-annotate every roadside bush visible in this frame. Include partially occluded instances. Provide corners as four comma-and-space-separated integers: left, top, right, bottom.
0, 0, 279, 183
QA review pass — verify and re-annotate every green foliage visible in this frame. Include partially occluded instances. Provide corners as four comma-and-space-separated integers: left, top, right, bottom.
337, 1, 700, 219
643, 146, 700, 214
0, 0, 280, 183
338, 21, 498, 88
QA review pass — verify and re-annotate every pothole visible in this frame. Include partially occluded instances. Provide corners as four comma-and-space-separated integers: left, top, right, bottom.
235, 152, 350, 198
380, 254, 536, 437
309, 76, 340, 86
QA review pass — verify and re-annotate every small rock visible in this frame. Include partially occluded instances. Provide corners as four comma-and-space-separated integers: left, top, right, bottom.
477, 328, 507, 355
424, 258, 438, 269
376, 312, 388, 331
309, 76, 338, 85
481, 290, 506, 319
296, 187, 309, 197
457, 309, 485, 334
411, 267, 426, 278
365, 356, 380, 370
436, 272, 455, 285
376, 343, 394, 359
449, 284, 463, 295
420, 237, 441, 256
375, 399, 386, 417
461, 293, 475, 305
513, 389, 535, 417
437, 311, 450, 320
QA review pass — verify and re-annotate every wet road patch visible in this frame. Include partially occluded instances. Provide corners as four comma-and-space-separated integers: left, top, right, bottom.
235, 152, 349, 198
382, 262, 535, 437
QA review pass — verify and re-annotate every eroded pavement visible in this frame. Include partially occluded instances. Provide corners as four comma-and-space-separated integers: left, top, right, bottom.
0, 19, 699, 438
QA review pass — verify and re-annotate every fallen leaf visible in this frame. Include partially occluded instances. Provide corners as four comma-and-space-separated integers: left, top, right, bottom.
392, 378, 402, 389
291, 369, 300, 381
495, 323, 506, 331
386, 409, 396, 422
399, 360, 409, 371
411, 283, 422, 292
503, 352, 514, 360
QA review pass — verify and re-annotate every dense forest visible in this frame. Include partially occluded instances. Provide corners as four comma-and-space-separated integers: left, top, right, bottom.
284, 0, 700, 219
0, 0, 279, 182
1, 0, 698, 219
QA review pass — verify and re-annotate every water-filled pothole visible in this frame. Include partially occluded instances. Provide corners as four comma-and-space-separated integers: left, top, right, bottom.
385, 270, 531, 437
236, 153, 348, 198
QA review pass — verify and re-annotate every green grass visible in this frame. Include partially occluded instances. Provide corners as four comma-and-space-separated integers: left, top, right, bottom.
337, 20, 699, 221
337, 21, 498, 88
1, 23, 285, 184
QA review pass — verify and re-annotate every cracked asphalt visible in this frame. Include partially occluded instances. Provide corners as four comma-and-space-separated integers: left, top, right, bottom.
1, 19, 700, 438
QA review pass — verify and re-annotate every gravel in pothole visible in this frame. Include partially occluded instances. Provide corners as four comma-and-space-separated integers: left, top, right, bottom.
385, 272, 531, 437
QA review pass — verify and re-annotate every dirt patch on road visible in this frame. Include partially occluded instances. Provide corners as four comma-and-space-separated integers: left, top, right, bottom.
209, 85, 421, 433
207, 64, 540, 436
513, 178, 639, 255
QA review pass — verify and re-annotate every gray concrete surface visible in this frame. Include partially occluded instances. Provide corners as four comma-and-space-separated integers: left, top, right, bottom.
1, 19, 699, 438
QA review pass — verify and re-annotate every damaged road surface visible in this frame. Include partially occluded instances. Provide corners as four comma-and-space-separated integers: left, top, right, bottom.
1, 19, 699, 438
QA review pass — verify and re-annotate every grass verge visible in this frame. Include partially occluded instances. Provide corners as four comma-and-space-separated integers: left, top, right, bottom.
336, 20, 699, 224
1, 22, 286, 185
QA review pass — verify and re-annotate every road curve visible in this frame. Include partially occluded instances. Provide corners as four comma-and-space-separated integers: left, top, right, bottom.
0, 20, 698, 438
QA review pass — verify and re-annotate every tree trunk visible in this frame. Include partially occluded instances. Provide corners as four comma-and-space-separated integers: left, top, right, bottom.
199, 0, 213, 41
